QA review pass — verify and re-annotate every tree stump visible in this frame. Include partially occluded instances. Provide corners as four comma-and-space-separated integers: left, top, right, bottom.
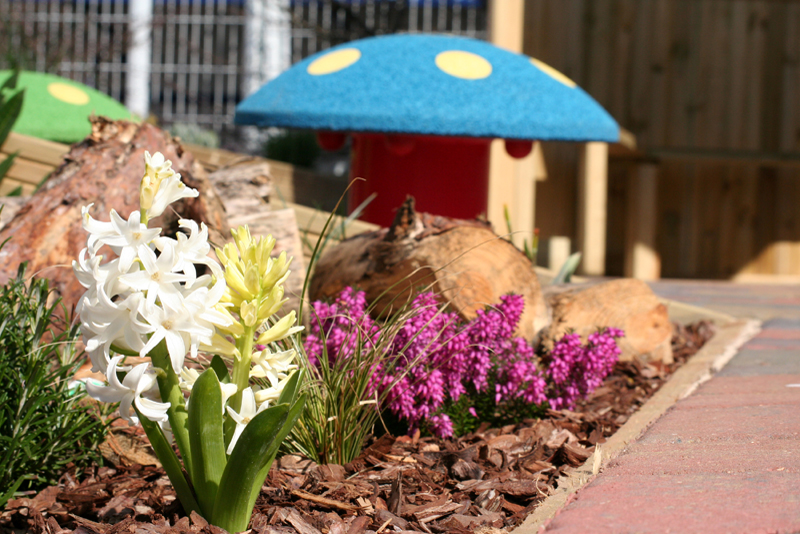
541, 279, 673, 363
309, 198, 549, 340
0, 117, 228, 313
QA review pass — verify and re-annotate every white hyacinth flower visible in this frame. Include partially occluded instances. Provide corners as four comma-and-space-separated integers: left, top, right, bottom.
138, 298, 197, 373
85, 357, 171, 424
140, 151, 176, 212
225, 387, 268, 455
147, 172, 199, 219
166, 219, 222, 284
119, 243, 189, 309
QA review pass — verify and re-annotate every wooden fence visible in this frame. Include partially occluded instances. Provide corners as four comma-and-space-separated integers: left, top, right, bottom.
525, 0, 800, 279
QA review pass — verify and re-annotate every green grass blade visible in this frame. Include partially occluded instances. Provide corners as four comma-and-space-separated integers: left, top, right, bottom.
0, 474, 29, 508
187, 369, 227, 520
136, 407, 201, 517
553, 251, 582, 284
212, 403, 289, 533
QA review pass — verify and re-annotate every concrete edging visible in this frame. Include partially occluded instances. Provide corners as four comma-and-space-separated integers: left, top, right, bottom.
511, 314, 761, 534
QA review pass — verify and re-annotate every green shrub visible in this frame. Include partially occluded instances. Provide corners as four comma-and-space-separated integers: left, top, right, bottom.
0, 263, 109, 507
263, 129, 321, 169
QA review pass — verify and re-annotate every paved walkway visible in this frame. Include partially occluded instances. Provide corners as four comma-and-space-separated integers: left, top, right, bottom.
540, 280, 800, 534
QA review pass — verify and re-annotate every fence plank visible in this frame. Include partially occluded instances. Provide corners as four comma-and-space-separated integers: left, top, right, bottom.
0, 177, 35, 197
0, 132, 69, 167
0, 154, 55, 186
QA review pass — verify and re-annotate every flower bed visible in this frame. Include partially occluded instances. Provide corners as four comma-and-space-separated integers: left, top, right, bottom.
0, 322, 713, 534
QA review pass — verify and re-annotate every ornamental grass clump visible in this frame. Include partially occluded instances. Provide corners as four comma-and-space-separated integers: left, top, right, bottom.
305, 288, 624, 439
287, 288, 436, 465
73, 151, 305, 533
0, 262, 108, 508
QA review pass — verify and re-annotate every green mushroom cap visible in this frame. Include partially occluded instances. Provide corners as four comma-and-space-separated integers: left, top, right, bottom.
0, 70, 133, 144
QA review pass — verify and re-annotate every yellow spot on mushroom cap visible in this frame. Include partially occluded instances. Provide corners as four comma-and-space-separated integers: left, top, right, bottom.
435, 50, 492, 80
307, 48, 362, 76
47, 82, 90, 105
530, 58, 576, 88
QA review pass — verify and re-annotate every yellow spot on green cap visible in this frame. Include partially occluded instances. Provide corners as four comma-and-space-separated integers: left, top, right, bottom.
307, 48, 361, 76
435, 50, 492, 80
530, 58, 577, 88
47, 82, 90, 105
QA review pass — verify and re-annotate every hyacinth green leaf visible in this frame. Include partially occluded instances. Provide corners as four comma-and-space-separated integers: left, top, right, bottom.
136, 407, 201, 517
187, 369, 227, 519
245, 393, 307, 516
278, 368, 303, 405
0, 89, 24, 146
210, 354, 230, 383
0, 70, 19, 95
212, 403, 289, 533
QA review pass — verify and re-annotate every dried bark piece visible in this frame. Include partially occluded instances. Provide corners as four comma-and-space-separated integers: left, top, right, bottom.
275, 508, 322, 534
345, 516, 370, 534
375, 510, 409, 530
289, 490, 358, 512
448, 459, 485, 481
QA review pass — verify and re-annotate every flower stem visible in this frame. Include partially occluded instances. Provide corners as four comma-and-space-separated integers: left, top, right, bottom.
149, 341, 193, 473
230, 324, 256, 413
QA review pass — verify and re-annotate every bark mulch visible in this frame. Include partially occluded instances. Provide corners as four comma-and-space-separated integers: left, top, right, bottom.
1, 321, 715, 534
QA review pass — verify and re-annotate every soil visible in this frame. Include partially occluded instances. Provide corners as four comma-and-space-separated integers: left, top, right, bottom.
0, 321, 715, 534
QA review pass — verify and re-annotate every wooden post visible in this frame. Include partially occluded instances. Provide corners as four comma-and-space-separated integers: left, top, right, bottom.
624, 163, 661, 280
576, 142, 609, 276
487, 0, 527, 235
547, 236, 572, 272
509, 141, 547, 249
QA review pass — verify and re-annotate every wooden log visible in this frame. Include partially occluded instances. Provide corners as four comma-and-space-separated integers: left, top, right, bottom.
0, 196, 28, 230
0, 117, 229, 313
541, 278, 673, 363
309, 197, 549, 341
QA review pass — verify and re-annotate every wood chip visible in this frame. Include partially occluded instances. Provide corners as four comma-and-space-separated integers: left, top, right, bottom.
290, 489, 359, 512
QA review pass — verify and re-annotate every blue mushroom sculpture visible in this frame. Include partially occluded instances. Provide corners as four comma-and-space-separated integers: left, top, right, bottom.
236, 34, 619, 226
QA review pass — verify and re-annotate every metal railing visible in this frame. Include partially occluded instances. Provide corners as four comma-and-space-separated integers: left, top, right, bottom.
0, 0, 487, 138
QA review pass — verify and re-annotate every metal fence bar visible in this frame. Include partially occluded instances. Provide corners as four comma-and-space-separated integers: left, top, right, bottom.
0, 0, 487, 138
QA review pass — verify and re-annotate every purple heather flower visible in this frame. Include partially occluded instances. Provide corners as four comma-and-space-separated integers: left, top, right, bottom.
429, 413, 454, 438
305, 288, 624, 437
